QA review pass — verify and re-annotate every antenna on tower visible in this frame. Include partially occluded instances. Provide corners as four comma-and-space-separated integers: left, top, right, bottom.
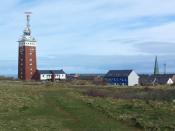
164, 63, 167, 74
25, 12, 32, 28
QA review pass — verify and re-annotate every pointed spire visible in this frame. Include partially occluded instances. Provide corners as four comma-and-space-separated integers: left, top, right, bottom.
154, 56, 159, 75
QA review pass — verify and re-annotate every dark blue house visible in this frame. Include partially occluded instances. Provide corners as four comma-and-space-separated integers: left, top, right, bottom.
104, 70, 139, 86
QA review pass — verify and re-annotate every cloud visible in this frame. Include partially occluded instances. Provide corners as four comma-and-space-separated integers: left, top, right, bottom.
1, 0, 175, 74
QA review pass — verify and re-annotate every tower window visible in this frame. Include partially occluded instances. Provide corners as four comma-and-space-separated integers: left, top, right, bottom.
30, 48, 34, 51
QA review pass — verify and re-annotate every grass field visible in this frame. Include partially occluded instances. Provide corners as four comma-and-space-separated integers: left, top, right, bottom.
0, 80, 174, 131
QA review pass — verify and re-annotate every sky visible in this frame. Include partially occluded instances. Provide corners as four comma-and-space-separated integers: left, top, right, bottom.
1, 0, 175, 76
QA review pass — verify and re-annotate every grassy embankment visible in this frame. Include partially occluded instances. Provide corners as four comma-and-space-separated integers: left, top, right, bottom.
0, 80, 174, 131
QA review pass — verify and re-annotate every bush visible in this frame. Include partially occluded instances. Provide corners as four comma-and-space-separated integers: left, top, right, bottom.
0, 76, 15, 80
84, 88, 175, 101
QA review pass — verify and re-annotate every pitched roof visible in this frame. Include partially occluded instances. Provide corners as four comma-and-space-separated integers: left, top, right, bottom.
105, 70, 133, 77
139, 74, 175, 85
155, 77, 171, 84
37, 70, 65, 74
37, 70, 51, 74
51, 70, 65, 74
153, 74, 175, 78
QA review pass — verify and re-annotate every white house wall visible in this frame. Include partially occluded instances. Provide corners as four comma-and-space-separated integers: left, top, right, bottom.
167, 78, 174, 85
55, 74, 66, 80
59, 74, 66, 80
128, 71, 139, 86
40, 74, 66, 81
40, 74, 52, 80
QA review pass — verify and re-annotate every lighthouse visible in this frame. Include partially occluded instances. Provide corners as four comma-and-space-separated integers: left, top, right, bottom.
18, 12, 37, 80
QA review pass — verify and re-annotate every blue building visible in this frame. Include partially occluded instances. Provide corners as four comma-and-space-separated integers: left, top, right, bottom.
104, 70, 139, 86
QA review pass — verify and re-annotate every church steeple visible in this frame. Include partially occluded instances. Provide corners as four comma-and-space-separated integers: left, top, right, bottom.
154, 56, 159, 75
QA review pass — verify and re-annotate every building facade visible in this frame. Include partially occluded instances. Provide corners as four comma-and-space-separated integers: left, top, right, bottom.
139, 74, 175, 85
18, 13, 37, 80
104, 70, 139, 86
35, 70, 66, 81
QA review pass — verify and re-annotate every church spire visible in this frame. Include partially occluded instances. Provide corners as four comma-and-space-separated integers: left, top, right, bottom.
154, 56, 159, 75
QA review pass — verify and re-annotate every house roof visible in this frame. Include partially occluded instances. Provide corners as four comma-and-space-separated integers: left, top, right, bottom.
155, 77, 171, 84
105, 70, 133, 77
139, 74, 175, 78
37, 70, 51, 74
51, 70, 65, 74
153, 74, 175, 78
139, 74, 174, 85
37, 70, 65, 74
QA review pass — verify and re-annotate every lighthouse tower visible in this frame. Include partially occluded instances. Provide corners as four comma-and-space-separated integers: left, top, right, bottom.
18, 12, 37, 80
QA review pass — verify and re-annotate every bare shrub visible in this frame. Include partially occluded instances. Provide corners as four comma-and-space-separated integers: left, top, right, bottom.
85, 88, 175, 101
0, 76, 15, 81
86, 89, 111, 97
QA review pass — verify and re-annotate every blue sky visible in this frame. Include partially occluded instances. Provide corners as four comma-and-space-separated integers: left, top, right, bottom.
1, 0, 175, 75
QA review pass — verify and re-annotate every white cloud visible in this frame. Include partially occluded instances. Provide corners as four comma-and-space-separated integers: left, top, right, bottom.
1, 0, 175, 73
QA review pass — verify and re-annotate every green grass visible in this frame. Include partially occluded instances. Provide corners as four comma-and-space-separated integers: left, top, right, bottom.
0, 80, 175, 131
0, 81, 139, 131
